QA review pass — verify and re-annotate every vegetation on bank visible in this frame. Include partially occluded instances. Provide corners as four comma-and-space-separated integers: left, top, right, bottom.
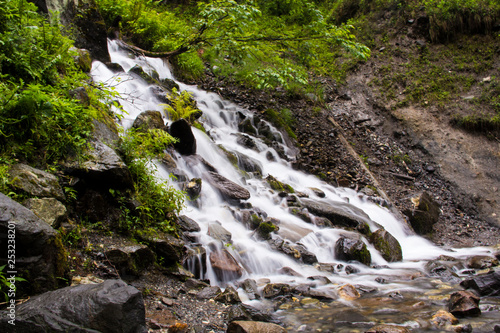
0, 0, 184, 236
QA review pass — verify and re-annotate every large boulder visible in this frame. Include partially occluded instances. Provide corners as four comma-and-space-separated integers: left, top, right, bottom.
8, 164, 65, 201
65, 140, 133, 190
335, 235, 371, 265
132, 110, 166, 132
404, 192, 440, 235
209, 249, 243, 281
0, 193, 69, 295
299, 198, 372, 230
105, 245, 155, 277
369, 229, 402, 262
460, 271, 500, 296
205, 171, 251, 203
0, 279, 146, 332
136, 231, 186, 267
227, 321, 286, 333
169, 119, 196, 155
448, 290, 481, 317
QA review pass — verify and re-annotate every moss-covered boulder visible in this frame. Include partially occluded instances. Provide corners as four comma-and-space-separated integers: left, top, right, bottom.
266, 175, 295, 193
369, 229, 402, 262
8, 164, 65, 201
335, 235, 371, 266
0, 193, 69, 296
404, 191, 440, 235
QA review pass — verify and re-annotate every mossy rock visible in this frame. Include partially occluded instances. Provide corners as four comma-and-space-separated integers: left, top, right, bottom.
369, 229, 402, 262
335, 235, 371, 266
266, 175, 295, 193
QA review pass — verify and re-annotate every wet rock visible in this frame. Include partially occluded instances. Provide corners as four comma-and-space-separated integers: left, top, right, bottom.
0, 193, 69, 295
431, 309, 458, 327
255, 220, 277, 240
169, 119, 196, 155
277, 267, 302, 277
369, 229, 403, 262
209, 249, 243, 281
23, 198, 67, 228
196, 286, 221, 300
365, 324, 411, 333
238, 117, 257, 135
307, 276, 332, 285
309, 187, 326, 198
205, 171, 251, 203
177, 215, 201, 232
338, 284, 361, 300
208, 223, 232, 243
184, 178, 202, 200
424, 259, 461, 284
235, 133, 259, 151
227, 321, 286, 333
65, 140, 134, 190
448, 290, 481, 317
404, 192, 440, 235
105, 245, 155, 277
129, 64, 157, 85
262, 283, 292, 299
183, 245, 207, 278
136, 231, 186, 267
466, 255, 499, 269
335, 235, 371, 265
269, 238, 317, 264
160, 78, 180, 91
299, 198, 372, 230
266, 175, 295, 193
214, 286, 241, 304
460, 271, 500, 296
313, 216, 334, 228
8, 164, 65, 200
0, 279, 146, 332
132, 110, 166, 132
161, 151, 177, 170
238, 279, 261, 300
234, 151, 263, 175
226, 303, 282, 325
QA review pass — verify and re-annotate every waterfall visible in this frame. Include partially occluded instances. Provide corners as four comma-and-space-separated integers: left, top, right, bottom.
91, 40, 493, 295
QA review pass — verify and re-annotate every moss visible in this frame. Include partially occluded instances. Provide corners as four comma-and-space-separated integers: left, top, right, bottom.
256, 221, 276, 240
266, 175, 295, 193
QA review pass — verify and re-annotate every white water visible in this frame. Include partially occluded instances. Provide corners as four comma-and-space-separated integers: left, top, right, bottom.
91, 40, 493, 295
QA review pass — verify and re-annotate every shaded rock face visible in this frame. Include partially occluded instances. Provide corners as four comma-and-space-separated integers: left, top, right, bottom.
8, 164, 65, 201
334, 235, 371, 265
369, 229, 402, 262
137, 232, 186, 267
227, 321, 286, 333
105, 245, 155, 277
460, 271, 500, 296
205, 171, 251, 204
299, 198, 372, 230
132, 110, 166, 132
177, 215, 201, 232
0, 193, 69, 295
36, 0, 110, 62
214, 285, 241, 304
66, 140, 134, 191
169, 119, 196, 155
448, 290, 481, 317
404, 191, 440, 235
209, 249, 243, 281
0, 279, 146, 333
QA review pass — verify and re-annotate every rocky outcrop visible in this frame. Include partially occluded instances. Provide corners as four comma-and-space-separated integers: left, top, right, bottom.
177, 215, 201, 232
8, 164, 65, 201
105, 245, 155, 277
448, 290, 481, 317
227, 321, 286, 333
23, 197, 67, 228
0, 193, 69, 295
205, 171, 251, 203
67, 140, 133, 190
169, 119, 197, 155
136, 231, 186, 267
335, 235, 371, 265
132, 110, 166, 132
0, 279, 146, 332
214, 286, 241, 304
299, 198, 372, 231
460, 271, 500, 296
404, 192, 440, 235
369, 229, 402, 262
209, 249, 243, 281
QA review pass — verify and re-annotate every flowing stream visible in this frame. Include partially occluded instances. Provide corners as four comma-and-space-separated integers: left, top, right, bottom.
91, 40, 499, 332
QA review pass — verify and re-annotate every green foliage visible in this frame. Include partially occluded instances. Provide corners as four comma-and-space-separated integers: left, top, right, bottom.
164, 88, 200, 122
119, 128, 185, 233
264, 108, 297, 139
0, 265, 26, 303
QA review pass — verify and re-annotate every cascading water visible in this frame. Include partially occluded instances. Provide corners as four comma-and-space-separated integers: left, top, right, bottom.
91, 40, 499, 332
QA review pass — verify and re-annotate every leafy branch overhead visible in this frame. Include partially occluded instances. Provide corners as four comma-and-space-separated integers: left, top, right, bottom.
101, 0, 370, 89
